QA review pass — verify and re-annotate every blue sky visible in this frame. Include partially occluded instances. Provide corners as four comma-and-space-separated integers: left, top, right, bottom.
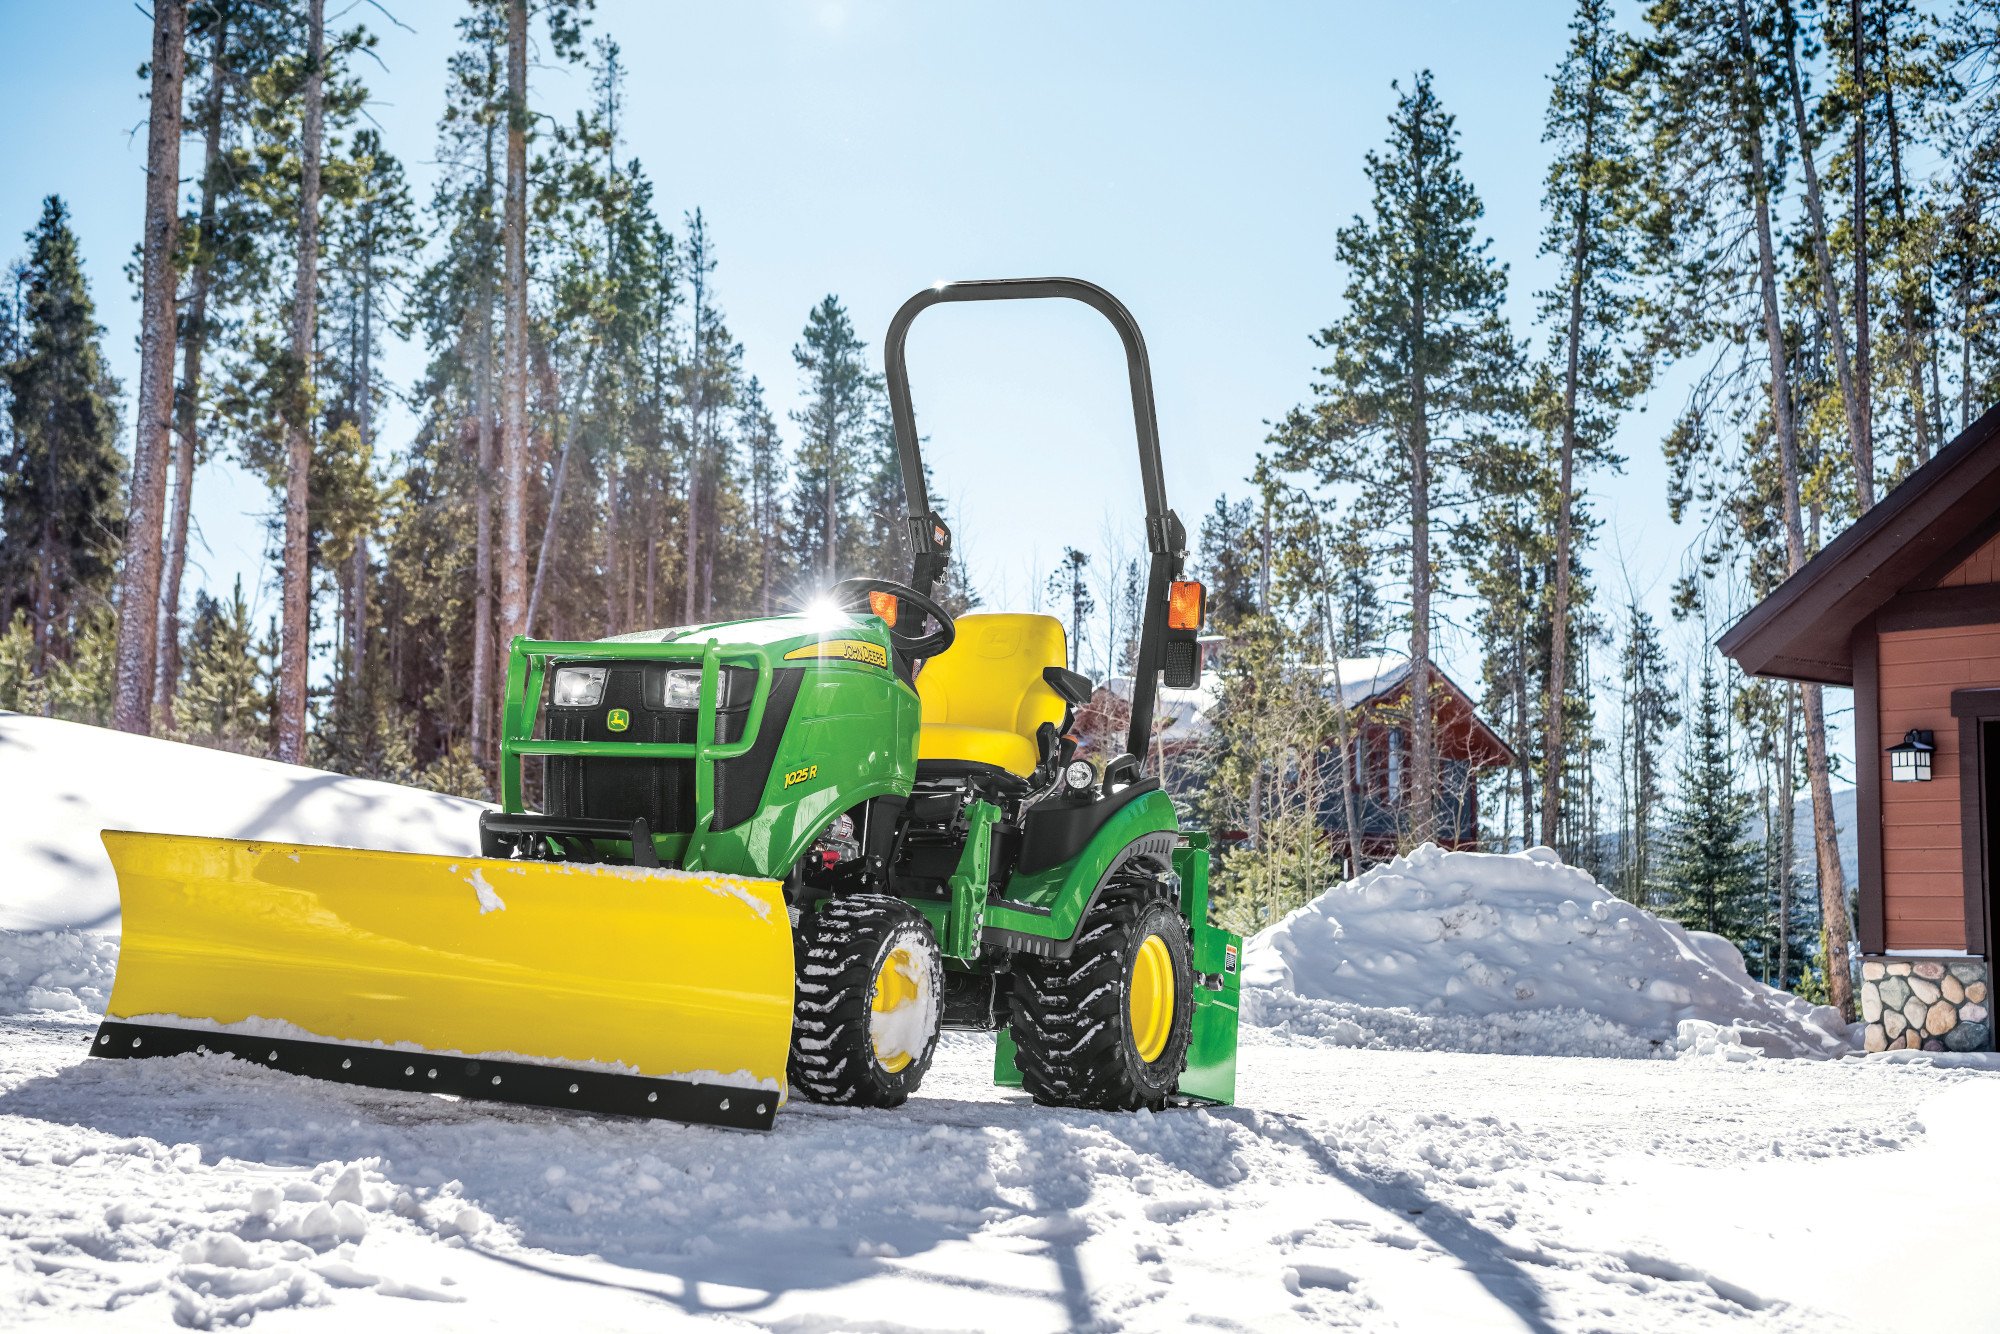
0, 0, 1732, 702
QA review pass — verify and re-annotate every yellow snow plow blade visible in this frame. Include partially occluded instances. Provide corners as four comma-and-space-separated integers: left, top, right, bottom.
90, 831, 794, 1130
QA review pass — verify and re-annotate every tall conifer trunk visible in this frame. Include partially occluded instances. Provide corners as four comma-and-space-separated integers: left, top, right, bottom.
685, 266, 705, 623
1777, 0, 1872, 510
1542, 57, 1596, 851
352, 238, 373, 692
1853, 0, 1874, 486
471, 111, 498, 768
1408, 348, 1436, 843
1879, 6, 1933, 461
274, 0, 325, 764
113, 0, 185, 734
1736, 0, 1855, 1018
498, 0, 530, 663
159, 10, 228, 727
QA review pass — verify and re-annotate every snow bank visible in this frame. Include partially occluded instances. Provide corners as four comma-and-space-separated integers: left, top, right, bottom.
0, 926, 117, 1013
1242, 844, 1852, 1061
0, 713, 486, 932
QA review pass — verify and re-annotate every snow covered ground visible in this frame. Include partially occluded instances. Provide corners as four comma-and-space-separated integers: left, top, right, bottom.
4, 715, 1999, 1331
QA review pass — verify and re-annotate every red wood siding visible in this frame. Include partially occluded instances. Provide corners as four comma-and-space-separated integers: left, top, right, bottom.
1877, 624, 2000, 948
1936, 530, 2000, 586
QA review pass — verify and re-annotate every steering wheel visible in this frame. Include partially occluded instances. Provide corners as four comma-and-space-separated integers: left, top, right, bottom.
828, 577, 956, 659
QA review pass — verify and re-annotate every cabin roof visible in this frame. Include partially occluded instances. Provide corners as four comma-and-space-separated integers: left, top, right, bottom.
1098, 653, 1517, 765
1718, 403, 2000, 686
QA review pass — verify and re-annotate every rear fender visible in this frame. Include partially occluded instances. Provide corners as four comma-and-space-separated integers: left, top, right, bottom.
983, 787, 1180, 954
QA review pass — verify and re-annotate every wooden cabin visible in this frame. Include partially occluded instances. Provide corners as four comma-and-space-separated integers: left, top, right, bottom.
1721, 408, 2000, 1052
1085, 653, 1515, 864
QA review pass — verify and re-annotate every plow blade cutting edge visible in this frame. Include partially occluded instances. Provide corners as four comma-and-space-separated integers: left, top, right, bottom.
90, 831, 795, 1130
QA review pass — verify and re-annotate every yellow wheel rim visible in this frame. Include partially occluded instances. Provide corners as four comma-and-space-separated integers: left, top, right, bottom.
1129, 934, 1175, 1064
871, 945, 919, 1074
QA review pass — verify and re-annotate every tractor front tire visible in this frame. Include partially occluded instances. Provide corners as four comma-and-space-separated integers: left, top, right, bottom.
789, 895, 944, 1108
1010, 886, 1194, 1111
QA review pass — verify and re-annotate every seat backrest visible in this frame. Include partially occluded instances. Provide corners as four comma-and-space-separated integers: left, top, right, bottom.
917, 613, 1069, 739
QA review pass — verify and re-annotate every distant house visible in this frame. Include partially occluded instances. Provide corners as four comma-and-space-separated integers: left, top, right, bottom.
1084, 651, 1516, 865
1721, 406, 2000, 1053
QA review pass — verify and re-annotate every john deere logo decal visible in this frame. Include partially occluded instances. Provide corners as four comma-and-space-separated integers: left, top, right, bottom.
783, 639, 889, 669
606, 707, 630, 732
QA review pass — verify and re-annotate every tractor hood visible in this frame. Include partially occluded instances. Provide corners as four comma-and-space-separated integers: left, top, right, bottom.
597, 611, 886, 656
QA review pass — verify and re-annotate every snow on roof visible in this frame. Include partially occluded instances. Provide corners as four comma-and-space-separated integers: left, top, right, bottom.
1098, 674, 1220, 744
1100, 654, 1416, 742
1306, 655, 1413, 710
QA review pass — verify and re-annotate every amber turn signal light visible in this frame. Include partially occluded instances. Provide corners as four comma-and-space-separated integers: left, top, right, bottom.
868, 591, 899, 627
1167, 580, 1205, 632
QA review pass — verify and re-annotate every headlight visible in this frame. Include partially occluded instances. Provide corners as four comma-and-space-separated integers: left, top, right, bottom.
660, 668, 703, 710
551, 665, 607, 707
644, 666, 746, 711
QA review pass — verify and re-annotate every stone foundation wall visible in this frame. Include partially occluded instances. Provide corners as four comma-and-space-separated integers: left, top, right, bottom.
1860, 957, 1991, 1053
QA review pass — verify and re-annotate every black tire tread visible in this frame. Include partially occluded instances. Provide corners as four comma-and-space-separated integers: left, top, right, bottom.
788, 894, 941, 1108
1009, 882, 1194, 1111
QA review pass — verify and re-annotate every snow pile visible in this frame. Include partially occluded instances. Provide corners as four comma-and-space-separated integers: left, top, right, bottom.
1242, 844, 1851, 1061
0, 926, 117, 1013
0, 713, 487, 932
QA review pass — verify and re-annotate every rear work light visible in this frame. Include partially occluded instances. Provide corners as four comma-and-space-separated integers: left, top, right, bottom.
1167, 580, 1205, 632
1163, 579, 1205, 688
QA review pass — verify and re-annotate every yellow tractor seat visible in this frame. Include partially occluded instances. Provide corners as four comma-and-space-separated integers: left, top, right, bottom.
916, 614, 1071, 778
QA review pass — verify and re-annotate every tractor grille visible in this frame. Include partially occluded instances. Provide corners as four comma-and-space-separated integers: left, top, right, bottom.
542, 665, 800, 834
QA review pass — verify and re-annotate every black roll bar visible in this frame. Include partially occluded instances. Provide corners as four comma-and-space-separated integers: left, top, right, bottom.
882, 277, 1187, 769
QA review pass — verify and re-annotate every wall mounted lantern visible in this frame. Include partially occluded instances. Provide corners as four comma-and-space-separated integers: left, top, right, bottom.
1887, 729, 1935, 782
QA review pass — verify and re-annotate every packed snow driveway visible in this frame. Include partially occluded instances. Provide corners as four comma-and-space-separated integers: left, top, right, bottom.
5, 717, 1999, 1330
3, 1012, 1996, 1332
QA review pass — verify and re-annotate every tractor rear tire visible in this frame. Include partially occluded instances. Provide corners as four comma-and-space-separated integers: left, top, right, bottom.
788, 894, 944, 1108
1009, 885, 1194, 1111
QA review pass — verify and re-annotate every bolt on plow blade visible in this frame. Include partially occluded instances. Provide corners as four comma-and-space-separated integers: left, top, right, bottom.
91, 831, 794, 1130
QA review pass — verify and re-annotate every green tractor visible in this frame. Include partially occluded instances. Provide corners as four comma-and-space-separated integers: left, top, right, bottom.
92, 278, 1238, 1130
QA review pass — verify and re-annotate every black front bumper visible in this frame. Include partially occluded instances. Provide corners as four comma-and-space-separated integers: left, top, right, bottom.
478, 811, 663, 867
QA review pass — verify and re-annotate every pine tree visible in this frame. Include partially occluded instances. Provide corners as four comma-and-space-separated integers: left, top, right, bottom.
1046, 547, 1094, 671
1636, 0, 1858, 1017
173, 578, 270, 754
0, 198, 125, 685
1537, 0, 1645, 848
159, 0, 283, 727
790, 294, 879, 583
271, 0, 327, 764
317, 127, 419, 759
1614, 595, 1679, 906
497, 0, 589, 669
1773, 0, 1875, 509
1463, 414, 1557, 851
737, 375, 787, 615
1189, 612, 1340, 930
410, 1, 505, 763
1656, 657, 1763, 952
677, 211, 744, 620
1273, 71, 1519, 845
1195, 495, 1260, 632
1260, 476, 1382, 873
112, 0, 186, 734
